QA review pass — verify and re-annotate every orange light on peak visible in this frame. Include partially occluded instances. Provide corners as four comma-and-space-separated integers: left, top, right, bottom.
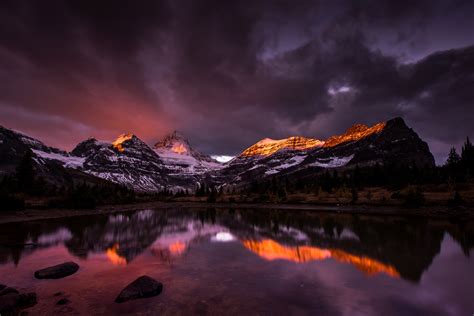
323, 122, 386, 148
241, 136, 324, 157
171, 143, 188, 154
106, 243, 127, 266
239, 121, 387, 158
112, 133, 133, 152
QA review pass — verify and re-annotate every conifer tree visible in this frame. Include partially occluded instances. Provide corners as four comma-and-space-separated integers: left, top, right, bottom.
461, 137, 474, 173
446, 147, 461, 166
15, 150, 36, 194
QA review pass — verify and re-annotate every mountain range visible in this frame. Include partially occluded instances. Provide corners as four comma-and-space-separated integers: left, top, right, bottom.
0, 117, 435, 192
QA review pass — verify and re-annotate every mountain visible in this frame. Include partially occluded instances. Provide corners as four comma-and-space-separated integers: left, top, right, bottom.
153, 131, 223, 175
71, 134, 167, 192
0, 126, 109, 187
240, 136, 324, 157
0, 117, 435, 193
213, 117, 435, 187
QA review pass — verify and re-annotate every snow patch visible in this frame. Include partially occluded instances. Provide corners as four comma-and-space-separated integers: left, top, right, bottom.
308, 155, 354, 168
32, 149, 85, 168
264, 155, 307, 175
155, 148, 224, 175
211, 155, 234, 163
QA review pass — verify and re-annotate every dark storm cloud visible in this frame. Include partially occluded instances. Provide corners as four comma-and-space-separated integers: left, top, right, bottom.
0, 0, 473, 162
0, 0, 174, 148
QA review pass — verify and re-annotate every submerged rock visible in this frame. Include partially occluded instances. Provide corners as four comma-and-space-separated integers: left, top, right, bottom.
0, 287, 19, 296
115, 276, 163, 303
34, 262, 79, 279
56, 298, 71, 305
0, 293, 20, 313
0, 285, 37, 314
18, 293, 37, 308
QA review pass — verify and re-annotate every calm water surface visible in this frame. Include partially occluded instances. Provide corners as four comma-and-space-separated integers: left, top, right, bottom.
0, 208, 473, 315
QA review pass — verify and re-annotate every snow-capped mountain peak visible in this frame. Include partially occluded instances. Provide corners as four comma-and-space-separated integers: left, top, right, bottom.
154, 131, 192, 155
154, 131, 223, 175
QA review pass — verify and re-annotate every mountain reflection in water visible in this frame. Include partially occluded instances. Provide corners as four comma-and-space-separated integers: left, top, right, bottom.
0, 208, 473, 315
242, 239, 400, 277
1, 208, 473, 282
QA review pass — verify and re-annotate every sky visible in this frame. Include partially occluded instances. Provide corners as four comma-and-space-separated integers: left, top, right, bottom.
0, 0, 473, 164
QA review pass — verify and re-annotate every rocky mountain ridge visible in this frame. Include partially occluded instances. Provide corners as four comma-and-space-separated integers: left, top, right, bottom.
0, 117, 435, 192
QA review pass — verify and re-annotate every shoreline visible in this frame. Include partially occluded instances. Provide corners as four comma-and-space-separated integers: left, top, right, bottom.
0, 201, 473, 224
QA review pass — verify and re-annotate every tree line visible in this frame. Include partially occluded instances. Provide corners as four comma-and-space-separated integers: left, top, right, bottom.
1, 150, 136, 211
237, 137, 474, 206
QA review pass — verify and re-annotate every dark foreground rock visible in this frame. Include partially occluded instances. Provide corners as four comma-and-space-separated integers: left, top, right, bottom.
115, 276, 163, 303
34, 262, 79, 279
0, 285, 37, 314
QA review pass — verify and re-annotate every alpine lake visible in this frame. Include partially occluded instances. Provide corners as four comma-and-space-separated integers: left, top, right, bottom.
0, 207, 473, 315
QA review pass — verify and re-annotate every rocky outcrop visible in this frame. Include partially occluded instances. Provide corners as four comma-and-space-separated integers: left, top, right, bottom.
34, 261, 79, 279
115, 276, 163, 303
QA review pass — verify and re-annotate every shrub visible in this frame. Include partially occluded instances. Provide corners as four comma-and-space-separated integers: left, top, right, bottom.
403, 187, 425, 208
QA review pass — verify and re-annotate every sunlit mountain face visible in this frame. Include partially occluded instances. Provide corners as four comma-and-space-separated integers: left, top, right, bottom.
111, 133, 134, 152
322, 122, 386, 148
240, 136, 325, 157
239, 121, 387, 158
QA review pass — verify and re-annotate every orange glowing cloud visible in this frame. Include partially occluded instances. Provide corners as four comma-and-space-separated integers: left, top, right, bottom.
242, 239, 399, 278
